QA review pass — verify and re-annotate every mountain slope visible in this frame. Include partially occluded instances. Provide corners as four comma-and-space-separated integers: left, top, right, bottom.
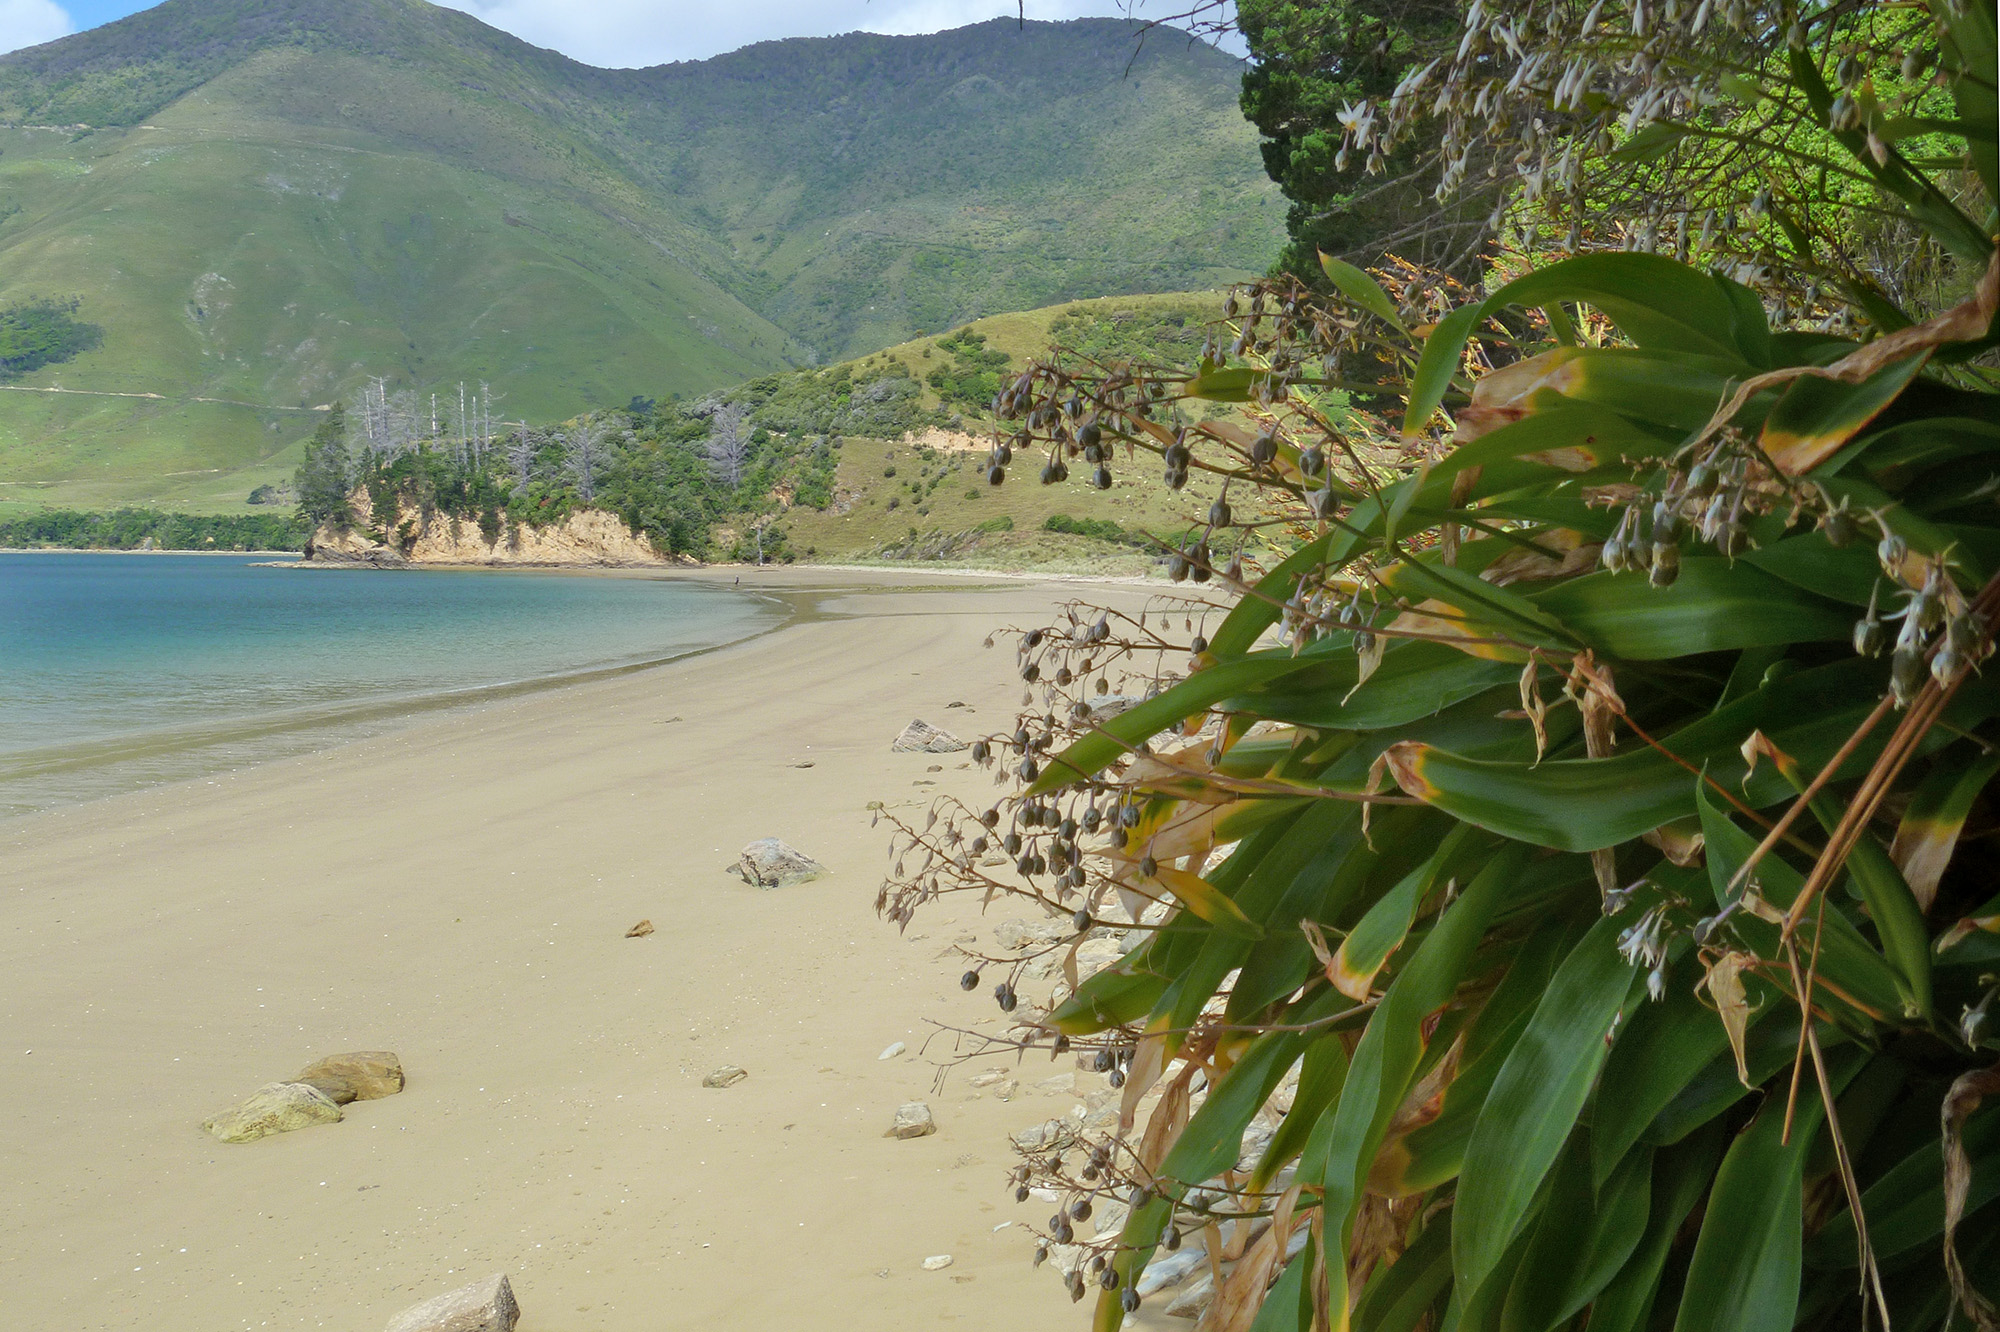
0, 1, 1281, 513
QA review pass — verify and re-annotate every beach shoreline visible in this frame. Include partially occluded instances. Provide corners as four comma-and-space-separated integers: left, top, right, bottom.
0, 569, 1193, 1331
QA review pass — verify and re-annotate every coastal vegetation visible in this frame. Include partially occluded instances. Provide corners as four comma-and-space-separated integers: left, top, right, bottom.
0, 506, 303, 550
880, 0, 2000, 1327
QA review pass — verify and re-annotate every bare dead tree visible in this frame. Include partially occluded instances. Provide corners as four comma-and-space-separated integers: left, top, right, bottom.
505, 423, 539, 494
703, 403, 750, 489
564, 417, 612, 502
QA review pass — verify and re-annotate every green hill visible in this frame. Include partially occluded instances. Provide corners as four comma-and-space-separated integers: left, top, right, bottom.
0, 0, 1282, 513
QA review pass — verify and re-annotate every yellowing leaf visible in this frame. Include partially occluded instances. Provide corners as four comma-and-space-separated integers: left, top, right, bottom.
1704, 951, 1759, 1088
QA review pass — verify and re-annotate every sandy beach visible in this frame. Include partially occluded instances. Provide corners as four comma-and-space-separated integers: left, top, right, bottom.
0, 568, 1177, 1332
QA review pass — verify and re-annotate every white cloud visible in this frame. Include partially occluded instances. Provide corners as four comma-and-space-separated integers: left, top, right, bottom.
440, 0, 1163, 68
0, 0, 75, 55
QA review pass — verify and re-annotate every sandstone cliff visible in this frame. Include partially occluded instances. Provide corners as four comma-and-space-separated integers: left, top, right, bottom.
306, 499, 672, 568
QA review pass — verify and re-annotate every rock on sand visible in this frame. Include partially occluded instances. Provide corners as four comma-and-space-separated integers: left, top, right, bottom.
202, 1081, 342, 1143
293, 1051, 404, 1105
383, 1272, 519, 1332
703, 1066, 749, 1088
891, 719, 969, 753
730, 839, 827, 888
886, 1102, 936, 1139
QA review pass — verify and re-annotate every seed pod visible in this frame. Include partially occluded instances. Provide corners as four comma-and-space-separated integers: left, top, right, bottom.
1092, 465, 1113, 491
1016, 1185, 1031, 1202
1250, 431, 1278, 466
1003, 832, 1022, 855
1716, 525, 1747, 559
1094, 1048, 1115, 1073
1650, 542, 1681, 587
1878, 529, 1909, 575
981, 808, 1001, 828
1190, 634, 1209, 654
1822, 504, 1859, 548
1650, 500, 1684, 543
1164, 1227, 1182, 1252
1168, 551, 1190, 582
1081, 807, 1101, 833
1140, 854, 1159, 876
1600, 531, 1626, 573
1071, 1199, 1093, 1221
1189, 543, 1212, 582
1301, 445, 1326, 477
1119, 804, 1141, 828
1078, 420, 1101, 449
1108, 1067, 1126, 1088
1165, 440, 1191, 469
986, 464, 1005, 487
1033, 1244, 1048, 1267
960, 970, 980, 991
1019, 756, 1039, 782
1209, 497, 1231, 527
971, 740, 990, 763
1165, 467, 1188, 491
1101, 1266, 1120, 1291
1891, 642, 1927, 706
1309, 487, 1338, 520
1121, 1288, 1140, 1314
1021, 662, 1040, 683
1933, 641, 1964, 686
1853, 598, 1885, 658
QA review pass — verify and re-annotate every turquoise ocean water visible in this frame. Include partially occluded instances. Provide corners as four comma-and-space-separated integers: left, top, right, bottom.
0, 553, 779, 818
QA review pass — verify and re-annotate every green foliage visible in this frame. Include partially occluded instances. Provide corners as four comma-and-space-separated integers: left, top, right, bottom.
880, 6, 2000, 1322
0, 507, 304, 549
0, 296, 102, 379
293, 404, 352, 526
928, 328, 1013, 411
1041, 513, 1143, 545
1236, 0, 1482, 278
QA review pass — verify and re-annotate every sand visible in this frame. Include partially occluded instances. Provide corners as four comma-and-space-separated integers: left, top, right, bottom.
0, 568, 1193, 1332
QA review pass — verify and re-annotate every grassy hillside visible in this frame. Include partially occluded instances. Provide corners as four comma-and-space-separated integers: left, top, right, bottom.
0, 1, 1283, 515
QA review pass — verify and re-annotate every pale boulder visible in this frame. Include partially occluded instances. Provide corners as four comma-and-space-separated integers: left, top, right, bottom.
202, 1082, 342, 1143
886, 1102, 936, 1139
383, 1273, 519, 1332
891, 719, 969, 753
731, 838, 827, 888
293, 1051, 403, 1105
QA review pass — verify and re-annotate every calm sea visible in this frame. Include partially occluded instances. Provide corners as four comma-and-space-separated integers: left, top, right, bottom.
0, 553, 779, 818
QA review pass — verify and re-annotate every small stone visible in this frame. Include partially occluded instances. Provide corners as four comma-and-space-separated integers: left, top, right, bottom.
383, 1273, 519, 1332
702, 1066, 748, 1088
1036, 1072, 1077, 1095
730, 838, 827, 888
922, 1254, 954, 1271
994, 1079, 1018, 1102
293, 1051, 404, 1105
625, 919, 655, 938
886, 1101, 937, 1139
202, 1082, 342, 1143
892, 719, 969, 753
968, 1069, 1007, 1088
945, 701, 967, 708
1012, 1119, 1064, 1152
879, 1041, 907, 1060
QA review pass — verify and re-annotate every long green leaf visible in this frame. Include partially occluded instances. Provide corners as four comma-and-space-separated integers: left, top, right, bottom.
1669, 1049, 1864, 1332
1453, 912, 1646, 1305
1301, 844, 1526, 1318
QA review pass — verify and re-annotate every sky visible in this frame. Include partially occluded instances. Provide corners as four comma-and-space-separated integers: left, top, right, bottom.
0, 0, 1210, 63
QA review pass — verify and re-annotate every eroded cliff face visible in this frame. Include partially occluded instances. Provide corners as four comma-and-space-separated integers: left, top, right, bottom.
306, 500, 672, 568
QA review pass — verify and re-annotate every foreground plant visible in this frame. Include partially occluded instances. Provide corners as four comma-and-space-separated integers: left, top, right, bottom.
879, 5, 1997, 1325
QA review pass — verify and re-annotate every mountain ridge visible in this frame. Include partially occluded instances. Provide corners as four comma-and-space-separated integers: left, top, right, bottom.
0, 2, 1281, 512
